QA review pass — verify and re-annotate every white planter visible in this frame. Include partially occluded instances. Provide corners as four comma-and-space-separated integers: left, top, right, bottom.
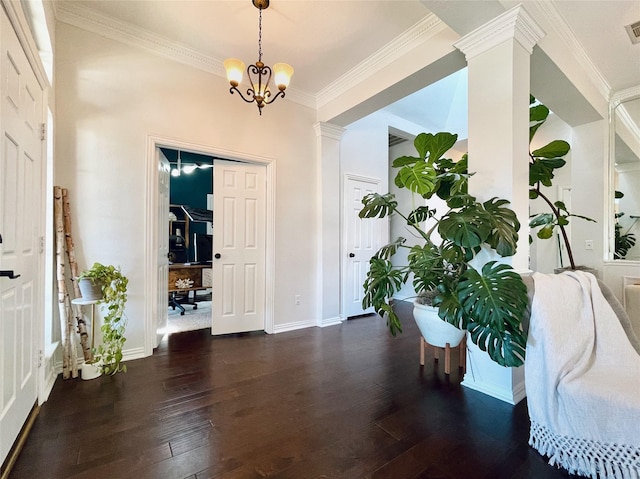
81, 362, 102, 380
77, 278, 104, 301
413, 302, 465, 348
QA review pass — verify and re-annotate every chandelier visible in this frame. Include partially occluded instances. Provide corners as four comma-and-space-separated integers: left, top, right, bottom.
223, 0, 293, 115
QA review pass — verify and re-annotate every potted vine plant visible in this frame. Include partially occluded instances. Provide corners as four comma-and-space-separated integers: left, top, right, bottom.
528, 96, 595, 270
78, 262, 129, 375
359, 131, 529, 367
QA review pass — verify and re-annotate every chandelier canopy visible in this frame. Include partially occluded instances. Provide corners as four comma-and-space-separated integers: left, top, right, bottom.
223, 0, 293, 115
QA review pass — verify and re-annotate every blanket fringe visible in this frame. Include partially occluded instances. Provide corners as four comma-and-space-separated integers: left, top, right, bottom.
529, 422, 640, 479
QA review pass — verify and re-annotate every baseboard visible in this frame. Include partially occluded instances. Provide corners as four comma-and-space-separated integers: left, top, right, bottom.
272, 319, 316, 334
53, 346, 148, 376
461, 376, 527, 405
317, 316, 343, 328
122, 347, 146, 362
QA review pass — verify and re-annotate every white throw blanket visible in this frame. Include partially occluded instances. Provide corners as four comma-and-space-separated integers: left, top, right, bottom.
526, 271, 640, 478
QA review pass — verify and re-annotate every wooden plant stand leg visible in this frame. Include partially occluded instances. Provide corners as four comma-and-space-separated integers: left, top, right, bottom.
459, 336, 466, 372
444, 343, 451, 374
420, 337, 425, 366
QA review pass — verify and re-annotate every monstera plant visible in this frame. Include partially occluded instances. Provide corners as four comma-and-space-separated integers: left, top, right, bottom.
359, 132, 529, 367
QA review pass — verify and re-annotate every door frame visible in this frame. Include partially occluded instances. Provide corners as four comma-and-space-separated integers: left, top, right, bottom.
341, 172, 384, 318
143, 136, 276, 354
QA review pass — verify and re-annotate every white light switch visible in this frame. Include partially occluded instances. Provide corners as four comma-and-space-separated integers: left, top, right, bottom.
585, 240, 594, 250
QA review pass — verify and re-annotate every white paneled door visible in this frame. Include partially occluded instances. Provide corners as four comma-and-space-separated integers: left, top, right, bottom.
154, 149, 170, 346
212, 161, 266, 335
1, 9, 45, 466
343, 175, 383, 318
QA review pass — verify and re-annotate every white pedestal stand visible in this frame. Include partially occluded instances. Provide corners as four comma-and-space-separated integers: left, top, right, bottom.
71, 298, 102, 380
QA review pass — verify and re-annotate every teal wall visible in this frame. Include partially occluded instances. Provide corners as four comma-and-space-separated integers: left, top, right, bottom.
163, 148, 214, 261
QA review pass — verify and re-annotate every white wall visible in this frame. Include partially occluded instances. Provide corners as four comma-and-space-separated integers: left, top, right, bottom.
570, 120, 607, 273
55, 22, 319, 358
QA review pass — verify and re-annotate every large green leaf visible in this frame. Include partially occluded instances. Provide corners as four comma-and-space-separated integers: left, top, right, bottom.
458, 262, 528, 367
532, 140, 570, 158
392, 155, 420, 168
359, 192, 398, 219
408, 244, 444, 293
438, 204, 492, 249
529, 158, 566, 186
529, 104, 549, 122
362, 258, 405, 329
434, 156, 470, 200
482, 198, 520, 257
407, 206, 436, 225
414, 132, 458, 163
436, 288, 464, 328
395, 161, 437, 196
373, 237, 406, 261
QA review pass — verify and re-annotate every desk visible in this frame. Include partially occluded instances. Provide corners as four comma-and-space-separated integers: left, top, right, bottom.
169, 263, 212, 315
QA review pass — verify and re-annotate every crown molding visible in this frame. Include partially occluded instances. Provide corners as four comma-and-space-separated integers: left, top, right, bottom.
315, 13, 447, 108
54, 2, 317, 109
611, 85, 640, 104
454, 4, 545, 60
55, 2, 221, 73
534, 0, 611, 102
313, 122, 345, 140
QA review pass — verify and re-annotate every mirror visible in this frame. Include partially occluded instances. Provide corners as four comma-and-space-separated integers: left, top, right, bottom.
609, 88, 640, 261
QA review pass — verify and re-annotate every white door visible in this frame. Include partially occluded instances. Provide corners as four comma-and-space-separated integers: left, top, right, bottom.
212, 160, 266, 335
154, 149, 170, 345
343, 175, 383, 318
1, 9, 45, 465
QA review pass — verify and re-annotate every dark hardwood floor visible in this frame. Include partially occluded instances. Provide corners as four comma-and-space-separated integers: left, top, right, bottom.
9, 301, 576, 479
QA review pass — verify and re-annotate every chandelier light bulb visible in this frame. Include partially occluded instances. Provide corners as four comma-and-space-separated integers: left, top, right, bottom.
224, 58, 245, 87
273, 63, 293, 90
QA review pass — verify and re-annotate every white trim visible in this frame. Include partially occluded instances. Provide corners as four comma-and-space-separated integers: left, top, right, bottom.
144, 135, 276, 355
316, 14, 447, 108
462, 376, 527, 406
318, 316, 343, 328
454, 4, 545, 60
313, 122, 346, 142
534, 0, 611, 101
272, 319, 317, 334
53, 1, 316, 109
1, 0, 50, 89
122, 346, 146, 362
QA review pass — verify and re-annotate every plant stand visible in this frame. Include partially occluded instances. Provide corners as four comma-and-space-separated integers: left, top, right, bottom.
71, 298, 102, 380
414, 302, 466, 375
420, 335, 466, 375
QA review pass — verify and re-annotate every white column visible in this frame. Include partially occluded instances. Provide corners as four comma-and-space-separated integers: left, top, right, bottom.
455, 5, 544, 404
314, 122, 345, 327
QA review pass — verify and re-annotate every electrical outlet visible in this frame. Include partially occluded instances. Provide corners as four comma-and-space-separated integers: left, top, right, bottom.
585, 240, 594, 250
295, 295, 301, 305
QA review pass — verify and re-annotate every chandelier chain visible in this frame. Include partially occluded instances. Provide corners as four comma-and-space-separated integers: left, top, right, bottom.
258, 7, 263, 62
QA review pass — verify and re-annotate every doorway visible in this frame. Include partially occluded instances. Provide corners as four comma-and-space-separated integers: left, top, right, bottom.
144, 137, 276, 355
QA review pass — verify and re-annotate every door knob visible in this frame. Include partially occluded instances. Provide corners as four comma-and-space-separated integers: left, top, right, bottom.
0, 270, 20, 279
349, 253, 355, 258
214, 253, 221, 259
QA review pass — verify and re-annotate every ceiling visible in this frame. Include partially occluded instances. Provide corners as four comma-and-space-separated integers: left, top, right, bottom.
55, 0, 639, 127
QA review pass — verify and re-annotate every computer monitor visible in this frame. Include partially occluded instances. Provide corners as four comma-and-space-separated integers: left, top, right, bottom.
193, 233, 213, 263
169, 235, 187, 263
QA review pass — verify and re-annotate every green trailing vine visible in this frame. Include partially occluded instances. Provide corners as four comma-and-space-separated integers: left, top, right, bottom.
78, 263, 128, 375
